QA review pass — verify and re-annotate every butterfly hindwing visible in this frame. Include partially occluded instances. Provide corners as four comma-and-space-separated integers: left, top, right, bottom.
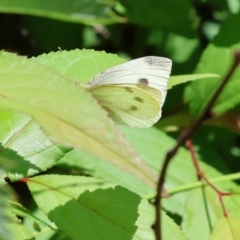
88, 84, 162, 128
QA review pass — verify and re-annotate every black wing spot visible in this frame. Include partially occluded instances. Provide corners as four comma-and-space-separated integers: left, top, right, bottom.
130, 105, 138, 111
124, 87, 133, 93
134, 96, 143, 103
145, 57, 153, 65
138, 78, 149, 85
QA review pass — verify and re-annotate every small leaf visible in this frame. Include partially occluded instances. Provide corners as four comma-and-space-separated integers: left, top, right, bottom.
0, 183, 14, 240
0, 111, 68, 181
168, 73, 220, 89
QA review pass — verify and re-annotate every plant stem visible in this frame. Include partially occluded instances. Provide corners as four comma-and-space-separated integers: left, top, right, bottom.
152, 50, 240, 240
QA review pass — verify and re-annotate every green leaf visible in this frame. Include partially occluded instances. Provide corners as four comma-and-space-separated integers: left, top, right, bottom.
182, 188, 218, 240
0, 50, 156, 188
59, 124, 239, 220
184, 13, 240, 116
227, 0, 240, 14
182, 184, 240, 240
210, 217, 240, 240
168, 73, 220, 89
0, 183, 14, 240
0, 0, 123, 25
10, 201, 67, 239
6, 222, 34, 240
35, 49, 126, 84
58, 126, 198, 198
0, 111, 68, 181
27, 175, 141, 239
26, 174, 188, 240
122, 0, 196, 37
0, 180, 34, 240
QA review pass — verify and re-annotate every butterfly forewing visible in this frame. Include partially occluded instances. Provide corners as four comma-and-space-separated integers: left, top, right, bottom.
85, 56, 172, 127
86, 56, 171, 105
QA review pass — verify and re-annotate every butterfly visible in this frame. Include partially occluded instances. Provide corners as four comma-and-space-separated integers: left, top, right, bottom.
85, 56, 172, 128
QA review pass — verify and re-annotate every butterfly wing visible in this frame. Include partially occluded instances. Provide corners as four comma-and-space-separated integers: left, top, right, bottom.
88, 84, 162, 128
86, 56, 172, 106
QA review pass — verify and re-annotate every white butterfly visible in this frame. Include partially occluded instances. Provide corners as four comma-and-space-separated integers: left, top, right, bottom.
85, 56, 172, 128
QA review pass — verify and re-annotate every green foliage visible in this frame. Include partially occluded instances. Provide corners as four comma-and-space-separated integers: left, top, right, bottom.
1, 1, 240, 240
185, 13, 240, 116
0, 0, 120, 24
123, 0, 195, 37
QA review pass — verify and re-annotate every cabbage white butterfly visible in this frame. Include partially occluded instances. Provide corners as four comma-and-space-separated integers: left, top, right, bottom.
85, 56, 172, 128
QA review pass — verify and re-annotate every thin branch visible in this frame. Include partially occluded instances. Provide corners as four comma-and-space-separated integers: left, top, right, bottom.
152, 50, 240, 240
186, 140, 231, 218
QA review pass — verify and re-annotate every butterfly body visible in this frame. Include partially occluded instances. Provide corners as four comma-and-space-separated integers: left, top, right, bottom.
86, 56, 172, 128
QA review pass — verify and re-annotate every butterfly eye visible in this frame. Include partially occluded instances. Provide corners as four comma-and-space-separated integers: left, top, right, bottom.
138, 78, 149, 85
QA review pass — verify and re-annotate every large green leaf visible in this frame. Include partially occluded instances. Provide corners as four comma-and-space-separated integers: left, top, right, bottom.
185, 13, 240, 116
58, 125, 198, 199
0, 0, 122, 25
26, 174, 189, 240
58, 124, 240, 224
0, 50, 156, 188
